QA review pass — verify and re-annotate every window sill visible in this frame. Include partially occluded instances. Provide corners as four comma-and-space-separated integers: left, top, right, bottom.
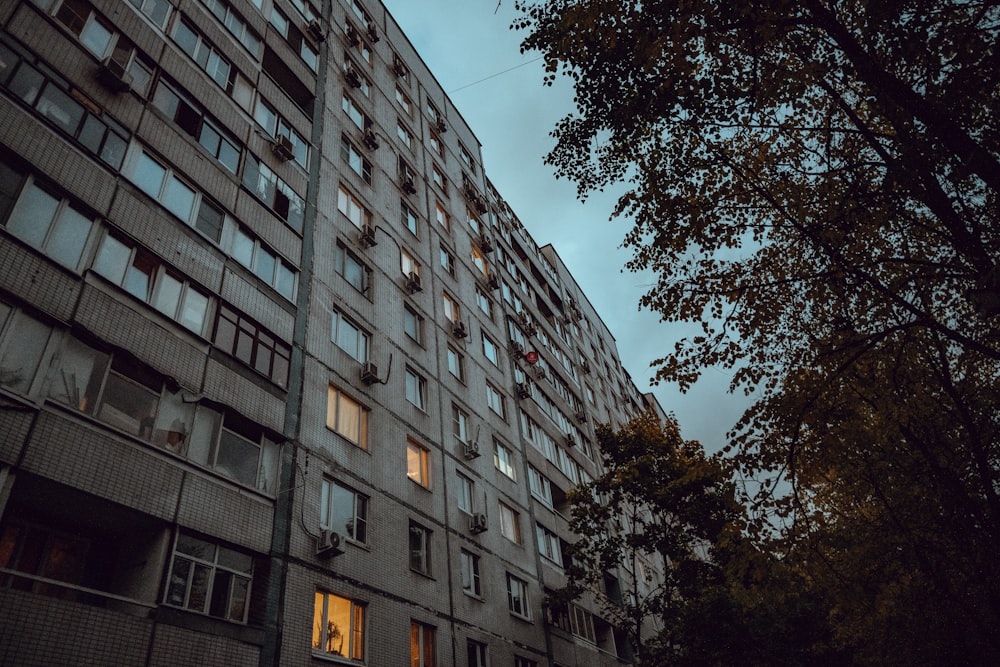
409, 567, 435, 581
509, 611, 533, 623
463, 590, 484, 602
310, 650, 365, 665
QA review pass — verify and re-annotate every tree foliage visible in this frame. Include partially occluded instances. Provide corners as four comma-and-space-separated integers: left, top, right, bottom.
558, 413, 840, 666
514, 0, 1000, 662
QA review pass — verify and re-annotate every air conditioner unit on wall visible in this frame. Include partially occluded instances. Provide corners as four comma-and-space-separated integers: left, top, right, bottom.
405, 272, 422, 293
316, 530, 344, 558
360, 361, 379, 385
463, 440, 481, 460
272, 135, 295, 161
452, 321, 468, 339
306, 20, 325, 43
470, 513, 488, 534
515, 383, 531, 399
97, 56, 132, 93
360, 223, 377, 248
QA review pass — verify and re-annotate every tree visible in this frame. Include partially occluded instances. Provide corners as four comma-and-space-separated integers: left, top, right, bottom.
514, 0, 1000, 661
557, 412, 840, 666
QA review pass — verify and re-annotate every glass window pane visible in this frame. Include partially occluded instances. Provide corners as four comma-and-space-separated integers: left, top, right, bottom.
7, 183, 58, 249
215, 429, 260, 486
0, 312, 50, 394
48, 337, 108, 414
37, 83, 85, 135
80, 16, 113, 57
9, 63, 44, 105
152, 271, 183, 318
45, 204, 92, 269
163, 177, 196, 221
98, 372, 160, 438
133, 153, 167, 199
94, 236, 132, 285
179, 288, 209, 334
254, 248, 276, 284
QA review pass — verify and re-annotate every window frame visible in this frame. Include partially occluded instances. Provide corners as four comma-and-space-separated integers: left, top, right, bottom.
506, 572, 530, 620
164, 531, 253, 623
312, 590, 365, 660
460, 550, 482, 598
405, 367, 427, 411
498, 501, 522, 545
326, 384, 369, 449
406, 437, 431, 488
408, 521, 432, 575
320, 477, 369, 544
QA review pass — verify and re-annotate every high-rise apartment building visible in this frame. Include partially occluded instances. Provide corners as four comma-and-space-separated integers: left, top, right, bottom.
0, 1, 663, 665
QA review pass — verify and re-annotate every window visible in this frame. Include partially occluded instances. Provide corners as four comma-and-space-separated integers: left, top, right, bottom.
213, 306, 290, 386
460, 144, 476, 172
335, 242, 371, 294
55, 0, 115, 57
129, 150, 198, 222
431, 164, 446, 192
397, 120, 413, 149
426, 101, 441, 123
466, 206, 482, 233
405, 367, 426, 410
443, 293, 460, 323
0, 305, 52, 396
467, 641, 488, 667
410, 620, 436, 667
230, 226, 296, 300
514, 658, 537, 667
409, 522, 431, 575
506, 573, 530, 619
498, 502, 522, 544
401, 248, 420, 278
452, 404, 470, 446
456, 473, 474, 514
338, 186, 372, 231
439, 245, 455, 276
494, 441, 515, 480
327, 385, 369, 449
4, 180, 94, 270
407, 438, 430, 487
460, 550, 482, 598
320, 478, 368, 544
242, 154, 305, 232
343, 55, 371, 96
570, 604, 597, 643
447, 347, 465, 381
165, 532, 252, 623
475, 287, 493, 319
271, 7, 318, 70
401, 200, 418, 235
536, 523, 563, 567
0, 46, 130, 166
331, 308, 370, 362
341, 134, 372, 183
343, 21, 371, 64
312, 591, 365, 660
528, 465, 553, 507
342, 94, 369, 131
429, 131, 444, 159
398, 156, 417, 192
172, 17, 235, 90
471, 245, 488, 277
154, 80, 241, 173
94, 234, 210, 334
434, 201, 450, 231
404, 305, 423, 343
395, 85, 412, 115
254, 96, 309, 167
482, 334, 499, 366
486, 383, 506, 419
203, 0, 261, 56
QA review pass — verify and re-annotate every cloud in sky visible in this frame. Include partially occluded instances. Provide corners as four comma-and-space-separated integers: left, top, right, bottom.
382, 0, 751, 451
